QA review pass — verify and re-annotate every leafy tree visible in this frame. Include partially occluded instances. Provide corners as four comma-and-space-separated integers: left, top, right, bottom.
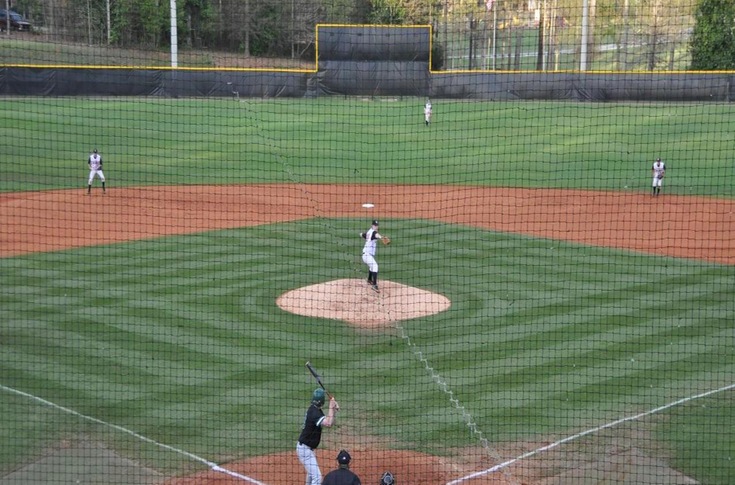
368, 0, 408, 24
12, 0, 43, 20
366, 0, 435, 25
249, 2, 281, 55
182, 0, 216, 48
641, 0, 693, 70
109, 0, 167, 48
431, 40, 445, 69
690, 0, 735, 69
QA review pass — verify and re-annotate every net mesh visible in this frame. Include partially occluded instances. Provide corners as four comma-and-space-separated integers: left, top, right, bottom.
1, 2, 734, 485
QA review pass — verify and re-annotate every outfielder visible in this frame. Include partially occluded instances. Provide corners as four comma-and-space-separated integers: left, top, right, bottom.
87, 148, 106, 194
651, 157, 666, 196
424, 99, 432, 126
297, 388, 340, 485
361, 220, 389, 293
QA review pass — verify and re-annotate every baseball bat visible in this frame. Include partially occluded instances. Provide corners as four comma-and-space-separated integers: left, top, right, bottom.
305, 361, 333, 399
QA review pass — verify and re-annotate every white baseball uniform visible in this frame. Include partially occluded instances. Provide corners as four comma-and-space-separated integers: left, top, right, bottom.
362, 222, 383, 291
297, 442, 321, 485
424, 100, 432, 125
88, 152, 105, 185
362, 227, 380, 273
652, 160, 665, 188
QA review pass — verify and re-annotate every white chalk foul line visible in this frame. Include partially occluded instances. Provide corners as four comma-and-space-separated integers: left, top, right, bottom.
446, 382, 735, 484
0, 384, 266, 485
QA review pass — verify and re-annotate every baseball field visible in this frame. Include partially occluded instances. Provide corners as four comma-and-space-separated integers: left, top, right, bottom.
1, 98, 734, 484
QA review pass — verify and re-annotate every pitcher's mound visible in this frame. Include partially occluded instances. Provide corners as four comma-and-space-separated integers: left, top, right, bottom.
276, 279, 451, 328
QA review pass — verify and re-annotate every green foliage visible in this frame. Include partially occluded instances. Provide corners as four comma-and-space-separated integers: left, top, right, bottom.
137, 0, 168, 47
110, 0, 131, 46
689, 0, 735, 70
249, 3, 282, 56
11, 0, 42, 20
182, 0, 217, 48
431, 40, 445, 70
110, 0, 166, 48
108, 0, 195, 48
368, 0, 407, 24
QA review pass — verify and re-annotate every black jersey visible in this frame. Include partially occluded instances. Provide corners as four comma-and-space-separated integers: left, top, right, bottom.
298, 404, 326, 449
322, 467, 362, 485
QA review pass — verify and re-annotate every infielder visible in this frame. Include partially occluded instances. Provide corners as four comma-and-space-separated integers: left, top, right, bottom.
361, 220, 389, 293
424, 99, 432, 126
651, 157, 666, 196
297, 388, 340, 485
87, 148, 106, 194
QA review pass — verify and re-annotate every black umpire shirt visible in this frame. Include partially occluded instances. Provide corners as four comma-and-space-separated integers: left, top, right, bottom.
322, 467, 362, 485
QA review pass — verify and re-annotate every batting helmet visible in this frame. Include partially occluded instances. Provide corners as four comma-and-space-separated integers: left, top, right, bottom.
311, 388, 326, 406
380, 471, 395, 484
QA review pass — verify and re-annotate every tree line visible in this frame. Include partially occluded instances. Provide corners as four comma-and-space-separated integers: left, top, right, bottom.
9, 0, 735, 70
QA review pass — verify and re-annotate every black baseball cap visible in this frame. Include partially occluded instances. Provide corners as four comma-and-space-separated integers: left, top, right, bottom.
337, 449, 351, 465
372, 220, 379, 226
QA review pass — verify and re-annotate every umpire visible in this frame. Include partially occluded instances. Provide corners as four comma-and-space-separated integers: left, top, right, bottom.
322, 449, 361, 485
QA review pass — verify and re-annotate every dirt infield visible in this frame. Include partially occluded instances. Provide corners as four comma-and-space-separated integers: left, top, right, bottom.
1, 184, 733, 264
2, 183, 732, 484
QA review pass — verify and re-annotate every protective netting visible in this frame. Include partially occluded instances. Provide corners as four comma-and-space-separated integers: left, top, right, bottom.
1, 3, 735, 485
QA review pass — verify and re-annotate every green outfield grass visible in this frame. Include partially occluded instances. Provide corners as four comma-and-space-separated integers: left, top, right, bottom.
1, 97, 734, 484
1, 98, 734, 196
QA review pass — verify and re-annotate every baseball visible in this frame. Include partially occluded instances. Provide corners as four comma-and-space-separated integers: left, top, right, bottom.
362, 203, 374, 208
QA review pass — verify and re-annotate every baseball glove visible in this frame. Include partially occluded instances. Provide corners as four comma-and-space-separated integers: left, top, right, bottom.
657, 174, 664, 179
381, 236, 391, 246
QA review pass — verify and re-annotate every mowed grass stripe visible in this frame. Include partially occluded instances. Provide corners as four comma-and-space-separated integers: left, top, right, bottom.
1, 220, 733, 467
383, 223, 732, 444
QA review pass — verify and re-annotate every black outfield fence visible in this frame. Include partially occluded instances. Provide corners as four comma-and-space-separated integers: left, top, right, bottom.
2, 66, 734, 101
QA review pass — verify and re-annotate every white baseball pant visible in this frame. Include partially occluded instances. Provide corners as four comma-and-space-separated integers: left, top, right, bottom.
88, 169, 105, 185
297, 442, 322, 485
362, 253, 378, 272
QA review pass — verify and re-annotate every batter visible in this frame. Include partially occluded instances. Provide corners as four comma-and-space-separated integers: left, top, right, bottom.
297, 388, 340, 485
